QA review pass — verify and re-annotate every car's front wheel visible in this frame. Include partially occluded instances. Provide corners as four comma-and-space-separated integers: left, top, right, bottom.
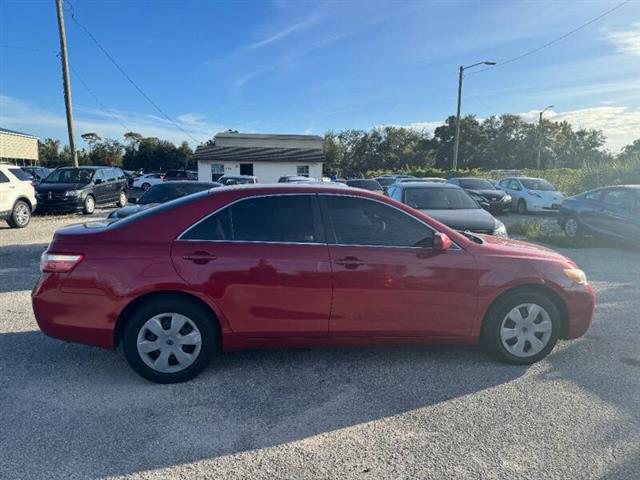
481, 291, 561, 364
117, 190, 127, 208
141, 182, 151, 191
123, 298, 218, 383
82, 195, 95, 215
517, 199, 527, 215
563, 216, 582, 240
7, 200, 31, 228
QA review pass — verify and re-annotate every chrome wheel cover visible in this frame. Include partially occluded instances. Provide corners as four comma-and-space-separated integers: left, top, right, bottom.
500, 303, 553, 358
136, 313, 202, 373
565, 218, 578, 238
85, 196, 95, 212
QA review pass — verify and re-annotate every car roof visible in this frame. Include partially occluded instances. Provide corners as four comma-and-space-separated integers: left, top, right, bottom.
56, 166, 111, 170
157, 181, 221, 187
394, 181, 460, 189
220, 174, 256, 178
451, 177, 492, 181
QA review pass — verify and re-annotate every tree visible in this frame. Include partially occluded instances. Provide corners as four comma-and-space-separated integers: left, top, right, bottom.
81, 132, 101, 148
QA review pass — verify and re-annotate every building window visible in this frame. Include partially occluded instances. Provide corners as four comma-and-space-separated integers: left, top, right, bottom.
211, 163, 224, 181
297, 165, 309, 177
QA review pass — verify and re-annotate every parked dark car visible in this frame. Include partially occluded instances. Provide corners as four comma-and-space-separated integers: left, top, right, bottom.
35, 166, 128, 214
346, 179, 384, 193
558, 185, 640, 243
388, 182, 508, 237
21, 166, 52, 185
218, 175, 259, 185
108, 181, 221, 219
448, 177, 512, 213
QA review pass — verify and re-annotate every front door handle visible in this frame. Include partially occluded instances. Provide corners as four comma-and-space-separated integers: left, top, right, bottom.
182, 251, 217, 264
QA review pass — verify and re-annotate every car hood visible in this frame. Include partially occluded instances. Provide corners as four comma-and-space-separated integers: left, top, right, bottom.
417, 208, 497, 232
477, 234, 576, 265
108, 203, 156, 219
37, 182, 87, 192
467, 189, 506, 200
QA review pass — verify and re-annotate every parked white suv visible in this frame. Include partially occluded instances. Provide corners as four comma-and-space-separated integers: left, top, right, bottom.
132, 173, 164, 191
0, 164, 37, 228
498, 177, 565, 214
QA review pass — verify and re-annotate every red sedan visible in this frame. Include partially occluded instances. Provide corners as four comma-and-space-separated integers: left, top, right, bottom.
32, 184, 595, 383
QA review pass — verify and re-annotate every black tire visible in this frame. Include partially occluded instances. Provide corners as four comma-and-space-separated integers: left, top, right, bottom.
563, 215, 582, 241
481, 290, 561, 365
6, 200, 31, 228
517, 199, 527, 215
123, 297, 218, 383
141, 182, 151, 191
82, 195, 95, 215
116, 190, 128, 208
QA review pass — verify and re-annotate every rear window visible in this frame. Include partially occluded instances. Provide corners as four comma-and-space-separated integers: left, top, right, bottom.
111, 190, 210, 228
8, 168, 31, 181
346, 179, 383, 190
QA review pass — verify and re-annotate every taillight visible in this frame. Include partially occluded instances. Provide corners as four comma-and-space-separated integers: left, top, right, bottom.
40, 253, 84, 273
163, 176, 168, 182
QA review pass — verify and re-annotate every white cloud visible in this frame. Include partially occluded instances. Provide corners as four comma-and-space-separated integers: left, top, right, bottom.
242, 13, 320, 50
0, 94, 225, 147
605, 22, 640, 56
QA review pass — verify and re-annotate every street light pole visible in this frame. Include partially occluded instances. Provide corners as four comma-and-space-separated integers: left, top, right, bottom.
536, 105, 554, 169
451, 60, 495, 170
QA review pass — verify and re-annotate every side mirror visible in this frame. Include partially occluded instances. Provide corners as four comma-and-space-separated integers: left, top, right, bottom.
129, 197, 138, 204
432, 232, 452, 252
94, 179, 103, 185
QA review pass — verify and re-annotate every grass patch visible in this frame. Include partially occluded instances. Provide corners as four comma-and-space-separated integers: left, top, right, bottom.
508, 219, 601, 248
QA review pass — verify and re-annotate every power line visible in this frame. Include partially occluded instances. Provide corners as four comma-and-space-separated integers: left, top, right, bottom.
468, 0, 631, 76
62, 0, 200, 143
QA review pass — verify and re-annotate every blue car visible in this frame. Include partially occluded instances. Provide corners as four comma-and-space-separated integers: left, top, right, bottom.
559, 185, 640, 243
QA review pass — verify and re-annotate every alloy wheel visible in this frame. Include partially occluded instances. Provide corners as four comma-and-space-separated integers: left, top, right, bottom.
499, 303, 553, 358
14, 203, 30, 226
136, 313, 202, 373
565, 218, 579, 238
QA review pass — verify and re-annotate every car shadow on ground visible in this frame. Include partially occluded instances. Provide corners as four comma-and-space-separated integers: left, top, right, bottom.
0, 243, 48, 293
0, 329, 527, 478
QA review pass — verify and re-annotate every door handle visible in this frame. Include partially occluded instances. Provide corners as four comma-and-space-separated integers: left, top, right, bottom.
182, 252, 217, 263
335, 256, 365, 268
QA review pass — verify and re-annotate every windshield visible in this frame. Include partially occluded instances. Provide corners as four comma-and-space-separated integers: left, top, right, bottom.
404, 187, 480, 210
138, 183, 212, 204
219, 176, 253, 185
520, 178, 556, 191
459, 179, 496, 190
375, 177, 397, 187
44, 168, 94, 184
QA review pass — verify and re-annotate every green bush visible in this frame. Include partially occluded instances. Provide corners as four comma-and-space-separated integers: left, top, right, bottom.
367, 158, 640, 196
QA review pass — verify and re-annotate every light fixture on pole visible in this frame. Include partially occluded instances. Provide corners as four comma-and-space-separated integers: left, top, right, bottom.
537, 105, 554, 169
452, 61, 496, 170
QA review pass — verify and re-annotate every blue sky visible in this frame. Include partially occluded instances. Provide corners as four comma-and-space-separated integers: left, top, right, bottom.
1, 0, 639, 151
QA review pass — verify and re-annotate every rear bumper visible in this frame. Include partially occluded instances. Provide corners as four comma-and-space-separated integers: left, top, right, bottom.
564, 284, 596, 339
31, 273, 116, 349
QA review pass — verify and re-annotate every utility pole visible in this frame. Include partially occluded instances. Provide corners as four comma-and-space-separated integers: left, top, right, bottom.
451, 61, 495, 171
536, 105, 554, 170
55, 0, 78, 167
452, 66, 464, 171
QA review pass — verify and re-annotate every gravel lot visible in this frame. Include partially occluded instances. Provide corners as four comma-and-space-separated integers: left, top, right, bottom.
1, 212, 639, 479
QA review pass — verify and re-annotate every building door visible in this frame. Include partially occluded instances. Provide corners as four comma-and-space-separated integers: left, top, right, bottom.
240, 163, 253, 176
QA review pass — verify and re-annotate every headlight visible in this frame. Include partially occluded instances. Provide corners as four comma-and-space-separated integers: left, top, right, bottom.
564, 268, 588, 285
64, 190, 81, 197
493, 220, 508, 238
503, 194, 512, 202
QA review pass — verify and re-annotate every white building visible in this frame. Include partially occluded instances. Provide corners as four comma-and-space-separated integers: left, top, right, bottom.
194, 132, 324, 184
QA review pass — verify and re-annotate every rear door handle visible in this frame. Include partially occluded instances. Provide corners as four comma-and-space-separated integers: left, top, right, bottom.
335, 256, 365, 268
182, 252, 217, 263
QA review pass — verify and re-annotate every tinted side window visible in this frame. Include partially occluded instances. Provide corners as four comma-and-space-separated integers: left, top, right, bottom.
182, 195, 319, 243
0, 171, 9, 183
103, 168, 117, 182
9, 168, 31, 181
94, 170, 105, 182
324, 195, 433, 248
114, 168, 125, 180
583, 190, 602, 202
602, 189, 636, 209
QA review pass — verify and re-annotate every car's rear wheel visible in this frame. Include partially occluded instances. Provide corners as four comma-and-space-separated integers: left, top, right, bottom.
141, 182, 151, 191
117, 190, 127, 207
82, 195, 95, 215
123, 298, 217, 383
517, 199, 527, 215
563, 216, 582, 240
7, 200, 31, 228
481, 291, 561, 364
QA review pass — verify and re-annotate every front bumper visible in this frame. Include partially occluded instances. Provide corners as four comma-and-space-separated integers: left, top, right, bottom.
35, 195, 84, 213
564, 284, 596, 339
527, 199, 562, 212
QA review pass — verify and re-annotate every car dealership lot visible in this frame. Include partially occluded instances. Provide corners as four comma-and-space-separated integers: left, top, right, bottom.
1, 215, 639, 479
